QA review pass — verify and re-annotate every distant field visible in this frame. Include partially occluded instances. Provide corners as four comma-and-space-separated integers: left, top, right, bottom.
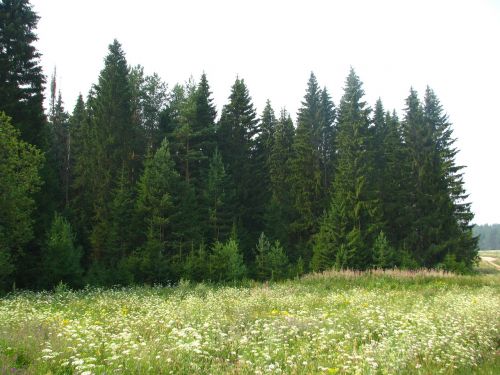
479, 250, 500, 273
1, 270, 499, 374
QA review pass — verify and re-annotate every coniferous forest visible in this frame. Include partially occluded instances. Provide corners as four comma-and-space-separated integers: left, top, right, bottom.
0, 0, 479, 291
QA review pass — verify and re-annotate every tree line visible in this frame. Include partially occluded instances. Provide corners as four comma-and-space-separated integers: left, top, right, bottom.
0, 0, 478, 291
474, 224, 500, 250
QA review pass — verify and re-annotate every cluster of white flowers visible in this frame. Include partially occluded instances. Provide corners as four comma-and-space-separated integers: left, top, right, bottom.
0, 277, 498, 374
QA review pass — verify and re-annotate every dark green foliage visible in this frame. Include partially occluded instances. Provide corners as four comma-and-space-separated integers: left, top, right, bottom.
266, 109, 295, 248
0, 15, 479, 286
129, 66, 169, 151
73, 40, 141, 271
377, 108, 409, 249
41, 213, 83, 289
47, 72, 71, 210
204, 148, 234, 242
318, 87, 336, 198
314, 68, 381, 270
135, 138, 179, 282
311, 199, 349, 271
69, 93, 93, 255
288, 73, 324, 262
105, 168, 137, 276
217, 77, 261, 256
0, 0, 46, 148
423, 87, 477, 267
401, 89, 456, 267
0, 112, 43, 290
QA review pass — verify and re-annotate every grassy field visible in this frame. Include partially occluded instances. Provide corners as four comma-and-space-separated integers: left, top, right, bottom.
0, 270, 499, 374
478, 250, 500, 274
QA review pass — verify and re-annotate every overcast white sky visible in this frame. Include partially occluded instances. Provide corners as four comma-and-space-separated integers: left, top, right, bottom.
31, 0, 500, 224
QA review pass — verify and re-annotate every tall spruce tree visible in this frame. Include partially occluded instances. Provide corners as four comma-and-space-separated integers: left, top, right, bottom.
47, 72, 71, 210
80, 40, 140, 270
423, 87, 477, 268
0, 0, 46, 148
313, 68, 380, 270
135, 138, 179, 282
70, 93, 94, 258
254, 100, 277, 239
288, 73, 323, 262
192, 73, 217, 183
266, 109, 295, 249
318, 87, 336, 199
380, 109, 409, 252
401, 88, 451, 266
217, 77, 261, 256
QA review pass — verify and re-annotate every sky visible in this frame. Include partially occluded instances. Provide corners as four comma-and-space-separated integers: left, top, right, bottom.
31, 0, 500, 224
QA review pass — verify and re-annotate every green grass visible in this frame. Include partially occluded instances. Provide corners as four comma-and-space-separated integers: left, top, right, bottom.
0, 270, 499, 374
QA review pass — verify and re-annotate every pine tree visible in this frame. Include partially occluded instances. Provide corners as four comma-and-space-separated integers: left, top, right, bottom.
313, 68, 381, 270
217, 77, 261, 256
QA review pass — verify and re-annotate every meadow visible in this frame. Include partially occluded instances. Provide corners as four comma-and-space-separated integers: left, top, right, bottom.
0, 269, 499, 374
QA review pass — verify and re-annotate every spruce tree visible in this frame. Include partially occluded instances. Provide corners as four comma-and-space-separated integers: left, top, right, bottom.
135, 138, 179, 282
423, 87, 477, 268
401, 88, 450, 266
70, 93, 94, 257
0, 0, 46, 148
382, 110, 409, 253
318, 87, 336, 198
204, 148, 234, 242
192, 73, 217, 182
266, 109, 295, 249
47, 73, 71, 210
288, 73, 323, 262
217, 77, 261, 256
313, 68, 381, 270
129, 66, 168, 151
85, 40, 139, 268
41, 213, 83, 289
